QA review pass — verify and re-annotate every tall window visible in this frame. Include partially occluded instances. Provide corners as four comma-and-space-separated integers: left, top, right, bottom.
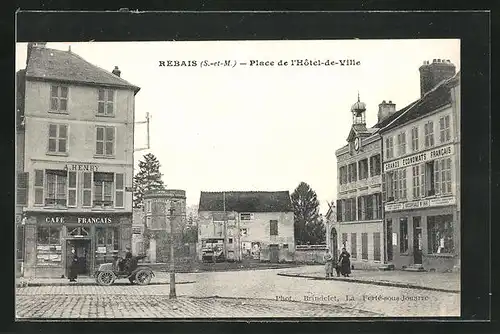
435, 158, 452, 195
17, 172, 28, 205
336, 199, 343, 222
361, 233, 368, 260
425, 162, 435, 196
386, 171, 395, 201
97, 89, 114, 116
115, 173, 125, 208
358, 159, 369, 180
34, 170, 44, 205
348, 163, 357, 183
93, 172, 114, 207
385, 137, 394, 159
397, 132, 406, 156
428, 215, 454, 254
96, 126, 115, 156
270, 220, 278, 236
369, 154, 381, 176
45, 170, 67, 206
373, 232, 381, 261
399, 218, 409, 253
339, 166, 348, 185
351, 233, 357, 258
82, 172, 92, 207
345, 198, 357, 221
365, 195, 373, 220
424, 121, 434, 148
67, 171, 77, 207
50, 85, 68, 112
439, 115, 451, 143
374, 193, 382, 219
412, 165, 421, 198
48, 124, 68, 153
397, 169, 407, 200
411, 127, 419, 152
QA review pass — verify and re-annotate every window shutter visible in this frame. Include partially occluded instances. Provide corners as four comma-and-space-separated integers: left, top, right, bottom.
96, 127, 104, 154
67, 171, 77, 207
82, 172, 92, 207
434, 160, 440, 195
34, 170, 44, 205
115, 173, 124, 208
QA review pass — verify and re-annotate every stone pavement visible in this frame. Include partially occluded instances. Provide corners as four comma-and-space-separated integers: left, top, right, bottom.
16, 294, 381, 318
278, 265, 460, 293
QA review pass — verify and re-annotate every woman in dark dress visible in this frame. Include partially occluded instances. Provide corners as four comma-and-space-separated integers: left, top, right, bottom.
68, 247, 78, 282
338, 247, 352, 277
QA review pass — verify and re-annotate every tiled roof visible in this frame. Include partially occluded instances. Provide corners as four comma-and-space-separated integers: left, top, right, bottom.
25, 46, 140, 93
379, 72, 460, 133
199, 191, 293, 213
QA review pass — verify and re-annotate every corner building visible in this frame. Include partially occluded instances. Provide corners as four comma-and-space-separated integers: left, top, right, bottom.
16, 43, 140, 278
334, 97, 390, 269
379, 59, 460, 272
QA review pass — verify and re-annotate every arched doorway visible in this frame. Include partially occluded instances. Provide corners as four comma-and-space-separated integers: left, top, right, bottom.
330, 227, 338, 261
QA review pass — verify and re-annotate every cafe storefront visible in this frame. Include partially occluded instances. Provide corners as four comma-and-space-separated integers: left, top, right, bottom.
22, 212, 132, 278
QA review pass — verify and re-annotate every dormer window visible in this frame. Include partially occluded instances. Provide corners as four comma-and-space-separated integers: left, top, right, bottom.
97, 89, 114, 116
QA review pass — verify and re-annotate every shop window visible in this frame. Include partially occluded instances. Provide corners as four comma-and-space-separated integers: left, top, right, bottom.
428, 215, 454, 254
369, 154, 381, 176
358, 159, 369, 180
385, 137, 394, 159
97, 88, 114, 116
361, 233, 368, 260
36, 226, 62, 265
439, 115, 451, 143
96, 126, 115, 156
34, 170, 44, 205
16, 225, 25, 261
424, 121, 434, 148
350, 233, 357, 259
115, 173, 125, 208
411, 126, 419, 152
435, 158, 452, 195
50, 85, 68, 112
93, 172, 114, 207
95, 227, 119, 251
17, 172, 28, 205
373, 232, 381, 261
270, 220, 278, 236
399, 218, 409, 253
48, 123, 68, 154
397, 131, 406, 156
45, 170, 67, 206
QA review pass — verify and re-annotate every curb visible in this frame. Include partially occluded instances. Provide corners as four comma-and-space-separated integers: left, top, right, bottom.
277, 273, 460, 294
16, 281, 196, 288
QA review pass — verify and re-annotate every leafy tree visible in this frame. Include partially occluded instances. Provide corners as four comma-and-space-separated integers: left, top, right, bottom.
133, 153, 165, 209
291, 182, 325, 245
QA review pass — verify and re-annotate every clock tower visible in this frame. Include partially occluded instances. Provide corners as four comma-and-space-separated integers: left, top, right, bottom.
346, 92, 368, 154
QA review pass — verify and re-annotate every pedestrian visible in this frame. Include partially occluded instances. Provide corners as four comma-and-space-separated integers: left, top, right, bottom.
323, 248, 334, 278
123, 246, 133, 272
338, 247, 351, 277
68, 247, 78, 282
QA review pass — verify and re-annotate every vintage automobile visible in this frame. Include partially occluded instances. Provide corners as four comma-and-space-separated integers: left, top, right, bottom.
94, 254, 154, 286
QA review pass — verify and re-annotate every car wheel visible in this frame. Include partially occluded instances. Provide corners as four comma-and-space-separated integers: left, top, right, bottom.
96, 271, 115, 286
135, 269, 152, 285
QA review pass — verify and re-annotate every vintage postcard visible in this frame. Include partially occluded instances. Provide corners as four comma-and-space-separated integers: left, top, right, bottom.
15, 38, 461, 319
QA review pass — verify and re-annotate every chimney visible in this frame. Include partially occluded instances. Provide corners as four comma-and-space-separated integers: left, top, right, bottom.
378, 100, 396, 123
419, 58, 456, 97
112, 66, 121, 77
26, 42, 47, 67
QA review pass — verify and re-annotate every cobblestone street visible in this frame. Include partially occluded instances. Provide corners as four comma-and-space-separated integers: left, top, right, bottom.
16, 267, 460, 318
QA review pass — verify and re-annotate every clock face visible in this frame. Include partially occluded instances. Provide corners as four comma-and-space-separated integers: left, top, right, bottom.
354, 137, 360, 151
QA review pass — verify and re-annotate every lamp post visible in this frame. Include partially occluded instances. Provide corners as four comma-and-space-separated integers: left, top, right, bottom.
168, 203, 176, 299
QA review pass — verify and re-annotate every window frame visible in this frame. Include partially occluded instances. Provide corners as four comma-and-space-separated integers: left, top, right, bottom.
17, 172, 28, 205
369, 154, 381, 177
95, 126, 116, 157
424, 121, 435, 148
358, 158, 369, 180
439, 115, 451, 144
93, 172, 115, 208
44, 169, 68, 207
114, 173, 125, 208
386, 137, 394, 159
397, 131, 406, 156
427, 214, 454, 255
97, 88, 115, 116
411, 126, 419, 152
67, 171, 77, 207
269, 220, 278, 236
48, 123, 68, 154
49, 85, 69, 113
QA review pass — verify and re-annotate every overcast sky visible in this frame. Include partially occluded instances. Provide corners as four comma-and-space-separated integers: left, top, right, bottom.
16, 40, 460, 214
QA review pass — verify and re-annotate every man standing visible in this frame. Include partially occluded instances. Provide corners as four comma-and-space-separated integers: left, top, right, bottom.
323, 248, 334, 278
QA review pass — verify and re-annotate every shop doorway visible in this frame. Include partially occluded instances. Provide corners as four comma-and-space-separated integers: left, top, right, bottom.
66, 239, 91, 276
269, 244, 279, 263
413, 217, 423, 265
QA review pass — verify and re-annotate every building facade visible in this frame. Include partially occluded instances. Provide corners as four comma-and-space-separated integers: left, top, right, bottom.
379, 59, 460, 272
198, 191, 295, 263
16, 43, 140, 278
334, 98, 386, 269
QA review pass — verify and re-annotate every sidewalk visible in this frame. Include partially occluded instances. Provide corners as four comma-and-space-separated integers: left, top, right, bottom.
278, 266, 460, 293
16, 271, 196, 287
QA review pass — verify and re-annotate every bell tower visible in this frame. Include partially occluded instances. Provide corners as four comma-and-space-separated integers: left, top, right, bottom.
351, 92, 366, 125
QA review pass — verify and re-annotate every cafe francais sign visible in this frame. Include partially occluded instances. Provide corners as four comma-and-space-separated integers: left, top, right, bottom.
42, 215, 114, 224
